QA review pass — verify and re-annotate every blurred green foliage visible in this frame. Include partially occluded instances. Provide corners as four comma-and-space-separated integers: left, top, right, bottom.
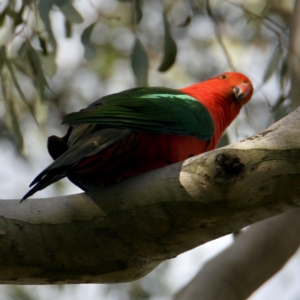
0, 0, 292, 154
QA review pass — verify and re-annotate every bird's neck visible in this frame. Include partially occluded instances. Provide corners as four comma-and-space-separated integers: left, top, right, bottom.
180, 83, 242, 143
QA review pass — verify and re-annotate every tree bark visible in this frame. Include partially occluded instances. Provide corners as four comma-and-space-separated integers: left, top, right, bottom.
1, 107, 300, 284
174, 209, 300, 300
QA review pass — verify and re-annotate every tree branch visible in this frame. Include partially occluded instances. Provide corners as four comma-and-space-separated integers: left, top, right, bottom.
1, 107, 300, 284
174, 209, 300, 300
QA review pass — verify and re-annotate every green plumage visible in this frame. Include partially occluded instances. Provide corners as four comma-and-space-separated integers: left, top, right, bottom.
63, 87, 214, 141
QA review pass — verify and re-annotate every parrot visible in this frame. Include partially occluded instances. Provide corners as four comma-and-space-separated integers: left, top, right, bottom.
22, 72, 253, 201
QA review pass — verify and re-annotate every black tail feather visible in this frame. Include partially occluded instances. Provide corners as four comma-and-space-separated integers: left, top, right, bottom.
21, 168, 69, 202
22, 128, 131, 201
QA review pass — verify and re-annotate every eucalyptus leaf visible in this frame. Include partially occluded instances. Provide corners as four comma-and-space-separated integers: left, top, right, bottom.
279, 53, 288, 91
38, 36, 48, 55
57, 0, 83, 24
65, 19, 72, 37
263, 46, 283, 83
39, 52, 57, 78
37, 0, 57, 51
7, 99, 24, 151
34, 91, 49, 124
11, 58, 33, 78
271, 94, 287, 113
81, 23, 97, 60
16, 3, 26, 25
7, 7, 23, 26
1, 47, 37, 123
135, 0, 143, 24
131, 38, 148, 87
27, 44, 50, 98
8, 0, 17, 9
0, 6, 8, 27
158, 13, 177, 72
1, 74, 24, 150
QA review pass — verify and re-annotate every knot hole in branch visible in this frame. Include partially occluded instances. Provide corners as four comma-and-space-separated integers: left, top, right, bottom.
214, 153, 244, 184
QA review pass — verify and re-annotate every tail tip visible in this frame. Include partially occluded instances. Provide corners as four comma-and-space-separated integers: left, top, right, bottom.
20, 190, 34, 203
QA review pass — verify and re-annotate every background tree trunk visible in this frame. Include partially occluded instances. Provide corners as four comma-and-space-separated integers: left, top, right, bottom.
174, 209, 300, 300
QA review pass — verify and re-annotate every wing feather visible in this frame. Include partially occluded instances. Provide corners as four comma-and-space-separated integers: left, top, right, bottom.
63, 87, 214, 141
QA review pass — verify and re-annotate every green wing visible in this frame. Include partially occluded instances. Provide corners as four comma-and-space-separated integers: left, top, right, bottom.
63, 87, 214, 141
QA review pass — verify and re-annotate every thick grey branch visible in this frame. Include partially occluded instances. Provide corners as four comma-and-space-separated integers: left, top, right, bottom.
174, 209, 300, 300
1, 108, 300, 284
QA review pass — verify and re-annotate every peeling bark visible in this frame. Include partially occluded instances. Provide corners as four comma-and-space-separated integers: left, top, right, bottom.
0, 108, 300, 284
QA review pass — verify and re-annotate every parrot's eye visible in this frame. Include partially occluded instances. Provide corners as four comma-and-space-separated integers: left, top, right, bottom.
220, 74, 227, 79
